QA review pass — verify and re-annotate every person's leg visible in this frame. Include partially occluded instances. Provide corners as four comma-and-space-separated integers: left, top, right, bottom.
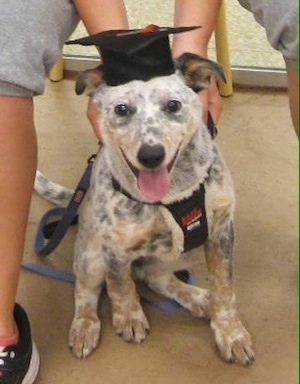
0, 0, 79, 344
0, 96, 37, 339
0, 2, 78, 382
285, 63, 298, 134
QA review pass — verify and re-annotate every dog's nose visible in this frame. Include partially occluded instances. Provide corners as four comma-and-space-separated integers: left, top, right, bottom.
137, 144, 165, 169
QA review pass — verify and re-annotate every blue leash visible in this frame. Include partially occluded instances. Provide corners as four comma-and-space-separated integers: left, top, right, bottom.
22, 260, 193, 312
22, 261, 76, 284
34, 154, 96, 256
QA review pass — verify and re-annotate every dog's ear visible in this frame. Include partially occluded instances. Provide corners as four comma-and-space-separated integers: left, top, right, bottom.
75, 66, 105, 95
175, 53, 226, 92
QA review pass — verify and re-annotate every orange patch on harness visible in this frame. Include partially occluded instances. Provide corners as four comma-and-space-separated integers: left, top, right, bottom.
181, 207, 203, 227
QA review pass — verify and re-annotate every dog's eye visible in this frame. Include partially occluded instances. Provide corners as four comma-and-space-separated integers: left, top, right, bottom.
114, 103, 131, 116
166, 99, 182, 113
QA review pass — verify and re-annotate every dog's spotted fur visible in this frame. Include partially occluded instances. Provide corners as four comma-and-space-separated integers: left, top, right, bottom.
35, 53, 254, 365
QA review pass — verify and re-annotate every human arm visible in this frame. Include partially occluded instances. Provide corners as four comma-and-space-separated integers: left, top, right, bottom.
173, 0, 223, 123
173, 0, 222, 57
73, 0, 129, 139
73, 0, 128, 34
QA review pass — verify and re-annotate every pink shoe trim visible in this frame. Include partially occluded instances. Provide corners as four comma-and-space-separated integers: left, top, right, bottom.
0, 322, 19, 347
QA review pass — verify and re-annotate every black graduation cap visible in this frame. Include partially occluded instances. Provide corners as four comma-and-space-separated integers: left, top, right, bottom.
66, 25, 200, 86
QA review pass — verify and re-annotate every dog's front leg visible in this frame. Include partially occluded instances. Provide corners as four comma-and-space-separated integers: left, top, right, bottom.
106, 264, 150, 343
204, 221, 255, 365
69, 276, 103, 359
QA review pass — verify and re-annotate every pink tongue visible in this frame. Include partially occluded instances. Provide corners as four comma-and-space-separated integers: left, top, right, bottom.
137, 167, 170, 201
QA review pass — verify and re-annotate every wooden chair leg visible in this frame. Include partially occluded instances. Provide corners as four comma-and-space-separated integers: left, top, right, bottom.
215, 0, 233, 96
49, 55, 64, 82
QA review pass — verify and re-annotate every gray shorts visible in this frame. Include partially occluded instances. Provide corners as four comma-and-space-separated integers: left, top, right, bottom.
0, 0, 79, 96
238, 0, 298, 67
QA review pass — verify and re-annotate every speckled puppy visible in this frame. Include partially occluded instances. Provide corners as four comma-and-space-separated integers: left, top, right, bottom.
35, 53, 254, 365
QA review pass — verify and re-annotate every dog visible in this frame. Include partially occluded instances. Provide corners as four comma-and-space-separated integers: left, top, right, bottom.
35, 52, 254, 365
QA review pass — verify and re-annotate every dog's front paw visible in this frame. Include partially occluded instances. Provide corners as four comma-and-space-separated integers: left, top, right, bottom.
69, 316, 101, 359
113, 310, 150, 343
211, 318, 255, 366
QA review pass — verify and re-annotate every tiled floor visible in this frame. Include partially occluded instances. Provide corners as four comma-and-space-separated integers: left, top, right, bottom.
18, 78, 297, 383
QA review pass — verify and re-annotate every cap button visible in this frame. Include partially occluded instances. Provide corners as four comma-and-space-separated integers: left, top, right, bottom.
142, 24, 159, 34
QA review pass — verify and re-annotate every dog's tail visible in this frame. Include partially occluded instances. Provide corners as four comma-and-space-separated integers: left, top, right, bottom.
34, 170, 74, 207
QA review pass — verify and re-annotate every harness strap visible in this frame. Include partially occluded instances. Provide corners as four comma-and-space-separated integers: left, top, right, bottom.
34, 154, 96, 256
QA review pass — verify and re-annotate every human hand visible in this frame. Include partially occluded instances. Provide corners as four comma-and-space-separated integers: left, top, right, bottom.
199, 77, 222, 125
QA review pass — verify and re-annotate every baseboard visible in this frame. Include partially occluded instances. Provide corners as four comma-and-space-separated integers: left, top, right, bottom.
63, 55, 287, 89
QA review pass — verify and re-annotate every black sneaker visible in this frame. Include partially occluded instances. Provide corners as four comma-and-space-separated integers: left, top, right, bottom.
0, 304, 40, 384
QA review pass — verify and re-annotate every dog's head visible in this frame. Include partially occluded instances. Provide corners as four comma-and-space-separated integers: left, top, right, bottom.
76, 53, 224, 202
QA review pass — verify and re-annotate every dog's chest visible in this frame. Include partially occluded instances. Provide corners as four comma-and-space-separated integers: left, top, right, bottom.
110, 201, 177, 260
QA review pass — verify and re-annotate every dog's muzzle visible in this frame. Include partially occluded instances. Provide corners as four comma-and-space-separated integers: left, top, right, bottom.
123, 143, 178, 202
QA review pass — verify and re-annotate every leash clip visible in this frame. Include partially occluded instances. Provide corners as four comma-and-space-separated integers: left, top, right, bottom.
87, 153, 97, 164
87, 142, 104, 164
